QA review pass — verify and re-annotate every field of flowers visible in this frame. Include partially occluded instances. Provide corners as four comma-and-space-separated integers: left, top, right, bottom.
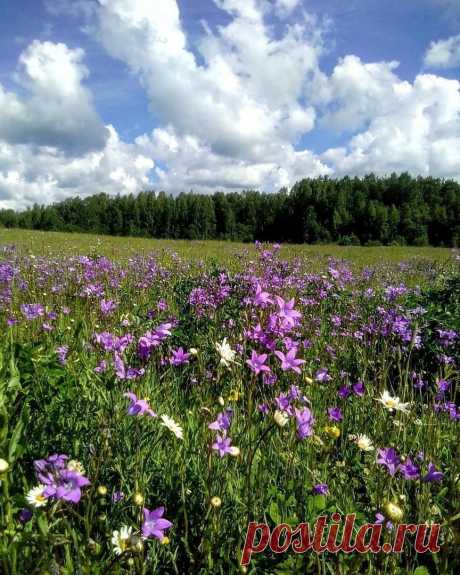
0, 232, 459, 574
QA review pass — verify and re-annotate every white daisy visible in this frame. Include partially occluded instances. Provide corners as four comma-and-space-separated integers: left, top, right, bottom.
111, 525, 133, 555
26, 485, 48, 508
215, 338, 237, 367
376, 390, 410, 414
355, 434, 374, 451
160, 415, 184, 440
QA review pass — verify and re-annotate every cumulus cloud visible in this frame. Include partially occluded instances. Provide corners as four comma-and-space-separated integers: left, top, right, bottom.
0, 40, 108, 154
92, 0, 321, 160
320, 59, 460, 179
424, 34, 460, 68
0, 125, 154, 209
1, 0, 460, 209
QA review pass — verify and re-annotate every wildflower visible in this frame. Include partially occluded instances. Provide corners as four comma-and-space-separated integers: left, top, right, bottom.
100, 299, 118, 315
124, 392, 156, 417
375, 512, 394, 531
97, 485, 108, 496
275, 296, 302, 327
246, 350, 270, 375
216, 338, 238, 367
0, 459, 9, 473
355, 435, 374, 452
212, 434, 234, 457
353, 381, 365, 396
208, 409, 233, 432
315, 368, 331, 383
258, 403, 269, 415
423, 463, 444, 483
376, 447, 400, 476
295, 407, 315, 440
327, 407, 343, 422
133, 493, 144, 506
189, 347, 198, 355
170, 347, 191, 366
160, 415, 184, 439
112, 491, 124, 503
142, 507, 173, 540
47, 470, 90, 503
228, 389, 241, 402
19, 508, 33, 524
26, 485, 48, 508
376, 390, 410, 414
324, 425, 341, 439
112, 526, 133, 555
21, 303, 45, 320
210, 496, 222, 508
56, 345, 69, 365
275, 348, 305, 374
274, 410, 289, 427
398, 457, 420, 480
338, 385, 351, 399
313, 483, 329, 495
383, 502, 404, 522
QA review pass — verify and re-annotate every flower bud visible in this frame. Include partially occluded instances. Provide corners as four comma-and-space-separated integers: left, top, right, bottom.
0, 459, 9, 473
210, 496, 222, 508
97, 485, 108, 496
133, 492, 144, 506
274, 410, 288, 427
383, 501, 404, 522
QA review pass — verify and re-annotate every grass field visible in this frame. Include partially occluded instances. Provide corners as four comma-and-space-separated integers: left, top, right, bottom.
0, 228, 453, 265
0, 230, 459, 574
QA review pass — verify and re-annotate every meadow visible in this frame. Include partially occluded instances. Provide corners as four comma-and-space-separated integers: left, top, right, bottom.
0, 229, 459, 574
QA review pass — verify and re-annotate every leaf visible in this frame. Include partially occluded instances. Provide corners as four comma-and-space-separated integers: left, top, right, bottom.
269, 501, 281, 524
413, 568, 430, 575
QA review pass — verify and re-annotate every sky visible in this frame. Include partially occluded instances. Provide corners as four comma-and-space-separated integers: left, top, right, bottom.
0, 0, 459, 209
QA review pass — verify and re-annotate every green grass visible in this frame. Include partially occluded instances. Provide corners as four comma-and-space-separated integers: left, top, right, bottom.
0, 228, 453, 265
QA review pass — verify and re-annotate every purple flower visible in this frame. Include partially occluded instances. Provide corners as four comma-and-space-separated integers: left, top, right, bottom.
315, 368, 331, 383
353, 381, 365, 396
327, 407, 343, 422
34, 455, 90, 505
51, 470, 90, 504
208, 409, 233, 432
169, 347, 191, 366
112, 491, 125, 503
21, 303, 45, 320
94, 360, 108, 374
258, 403, 269, 415
124, 392, 156, 417
423, 463, 444, 483
295, 407, 315, 440
212, 434, 234, 457
398, 457, 420, 480
246, 350, 270, 375
275, 296, 302, 327
56, 345, 69, 365
375, 513, 393, 531
141, 507, 172, 540
338, 385, 352, 399
376, 448, 400, 476
114, 353, 145, 380
18, 508, 33, 524
275, 348, 305, 374
313, 483, 329, 495
100, 299, 118, 315
253, 283, 272, 307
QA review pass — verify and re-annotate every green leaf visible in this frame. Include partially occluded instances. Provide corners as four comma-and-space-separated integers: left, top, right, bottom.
413, 568, 430, 575
269, 501, 281, 524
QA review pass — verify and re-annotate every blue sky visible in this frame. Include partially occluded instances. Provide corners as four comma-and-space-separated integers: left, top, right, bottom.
0, 0, 459, 208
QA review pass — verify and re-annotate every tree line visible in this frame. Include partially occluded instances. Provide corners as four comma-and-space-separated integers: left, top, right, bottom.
0, 173, 459, 246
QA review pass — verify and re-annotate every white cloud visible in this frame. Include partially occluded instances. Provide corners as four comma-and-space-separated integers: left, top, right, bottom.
2, 0, 460, 210
424, 34, 460, 68
92, 0, 321, 160
320, 61, 460, 179
0, 125, 154, 209
0, 41, 108, 154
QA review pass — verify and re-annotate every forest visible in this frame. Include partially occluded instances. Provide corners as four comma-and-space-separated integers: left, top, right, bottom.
0, 173, 459, 246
